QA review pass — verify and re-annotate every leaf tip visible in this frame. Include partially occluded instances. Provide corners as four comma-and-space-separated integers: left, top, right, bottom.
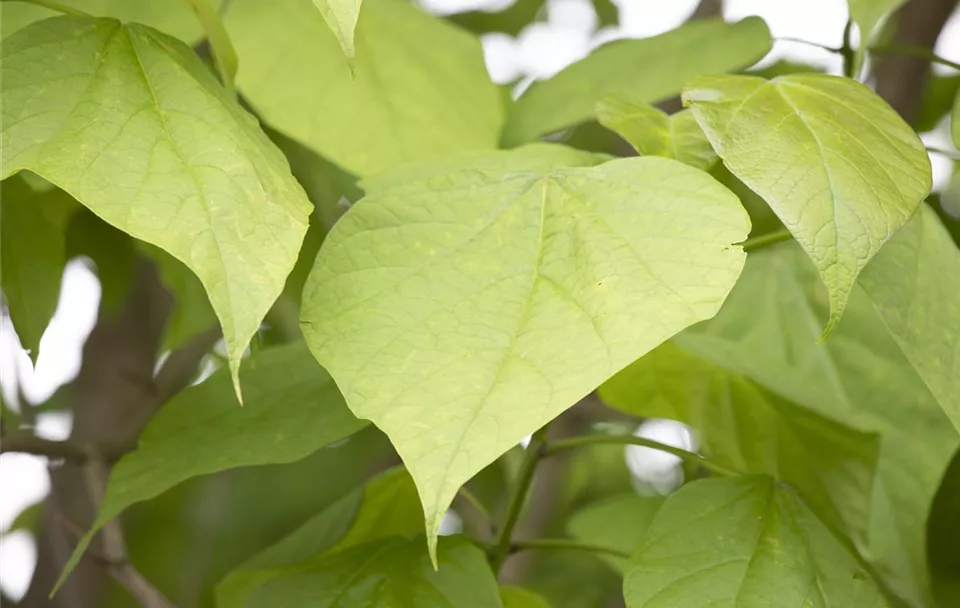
50, 532, 94, 598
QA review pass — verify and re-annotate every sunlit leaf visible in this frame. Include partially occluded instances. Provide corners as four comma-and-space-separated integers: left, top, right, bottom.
225, 0, 503, 176
217, 466, 421, 607
847, 0, 907, 57
677, 238, 958, 606
311, 0, 363, 70
623, 476, 889, 607
600, 342, 880, 547
684, 73, 931, 333
57, 342, 366, 590
301, 143, 750, 562
1, 16, 312, 394
596, 96, 716, 170
502, 17, 771, 146
0, 176, 75, 360
247, 536, 501, 608
566, 494, 665, 573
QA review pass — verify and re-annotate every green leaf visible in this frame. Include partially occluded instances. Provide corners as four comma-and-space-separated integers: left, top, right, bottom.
595, 97, 716, 170
928, 447, 960, 607
1, 16, 312, 397
182, 0, 238, 92
683, 73, 931, 334
449, 0, 544, 36
623, 476, 889, 607
247, 536, 501, 608
0, 176, 75, 360
952, 89, 960, 148
311, 0, 363, 70
678, 239, 959, 606
858, 206, 960, 433
566, 494, 665, 573
600, 342, 880, 547
0, 0, 216, 41
847, 0, 907, 54
502, 17, 771, 146
143, 243, 217, 351
217, 466, 422, 607
501, 586, 552, 608
301, 144, 751, 562
225, 0, 503, 177
56, 342, 366, 591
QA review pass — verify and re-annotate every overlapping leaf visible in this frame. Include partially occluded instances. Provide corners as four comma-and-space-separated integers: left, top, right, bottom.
246, 536, 501, 608
596, 96, 716, 170
684, 74, 931, 333
600, 341, 880, 546
225, 0, 503, 176
623, 476, 889, 607
502, 17, 771, 145
58, 342, 366, 589
312, 0, 363, 69
0, 177, 75, 360
677, 232, 959, 606
301, 144, 751, 561
1, 16, 312, 394
847, 0, 907, 59
567, 494, 665, 572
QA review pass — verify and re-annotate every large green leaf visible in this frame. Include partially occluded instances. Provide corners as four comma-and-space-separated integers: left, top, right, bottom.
57, 342, 366, 589
311, 0, 363, 70
502, 17, 771, 146
0, 0, 215, 41
247, 536, 501, 608
595, 96, 716, 170
677, 234, 959, 606
600, 342, 880, 547
225, 0, 503, 177
1, 16, 312, 394
683, 73, 931, 333
623, 476, 888, 607
301, 144, 750, 561
927, 447, 960, 607
858, 206, 960, 433
217, 466, 421, 607
566, 494, 665, 573
0, 176, 75, 360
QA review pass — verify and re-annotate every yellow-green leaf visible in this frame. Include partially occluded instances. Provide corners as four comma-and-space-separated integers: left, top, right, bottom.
312, 0, 363, 70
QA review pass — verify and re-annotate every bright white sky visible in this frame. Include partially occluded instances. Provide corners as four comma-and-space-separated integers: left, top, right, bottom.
2, 0, 959, 599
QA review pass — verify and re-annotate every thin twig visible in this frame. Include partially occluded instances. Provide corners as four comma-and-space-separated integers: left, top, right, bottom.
455, 486, 494, 533
740, 229, 793, 253
544, 434, 743, 477
871, 43, 960, 72
1, 434, 131, 462
511, 538, 632, 561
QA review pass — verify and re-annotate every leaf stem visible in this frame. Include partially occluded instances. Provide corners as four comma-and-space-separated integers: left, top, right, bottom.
544, 434, 742, 477
1, 0, 91, 16
870, 44, 960, 72
456, 486, 493, 529
739, 228, 793, 252
511, 538, 632, 561
488, 425, 550, 572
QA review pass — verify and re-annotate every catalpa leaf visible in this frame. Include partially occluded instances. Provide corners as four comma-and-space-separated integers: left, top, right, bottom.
301, 144, 751, 562
225, 0, 502, 176
623, 476, 889, 607
683, 73, 931, 334
247, 536, 501, 608
312, 0, 363, 70
1, 16, 312, 396
56, 342, 365, 591
596, 96, 716, 170
0, 176, 75, 361
502, 17, 771, 146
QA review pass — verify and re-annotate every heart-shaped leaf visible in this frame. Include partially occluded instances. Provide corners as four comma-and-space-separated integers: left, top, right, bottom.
683, 73, 931, 334
1, 16, 312, 395
301, 144, 750, 561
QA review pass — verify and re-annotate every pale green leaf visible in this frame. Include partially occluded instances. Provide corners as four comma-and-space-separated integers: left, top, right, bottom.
623, 476, 888, 607
684, 73, 931, 333
501, 586, 552, 608
57, 342, 366, 590
847, 0, 907, 52
217, 466, 421, 608
678, 239, 958, 606
0, 176, 75, 360
858, 206, 960, 433
595, 97, 716, 170
247, 536, 501, 608
600, 342, 880, 547
225, 0, 503, 177
566, 494, 665, 573
0, 0, 216, 41
1, 16, 312, 395
502, 17, 771, 146
312, 0, 363, 69
301, 143, 751, 562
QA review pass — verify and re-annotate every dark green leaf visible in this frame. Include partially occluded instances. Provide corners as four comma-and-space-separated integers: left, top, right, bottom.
928, 446, 960, 607
501, 585, 552, 608
567, 494, 665, 572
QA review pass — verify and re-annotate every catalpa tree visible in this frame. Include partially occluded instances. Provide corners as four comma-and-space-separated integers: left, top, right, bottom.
1, 0, 959, 607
